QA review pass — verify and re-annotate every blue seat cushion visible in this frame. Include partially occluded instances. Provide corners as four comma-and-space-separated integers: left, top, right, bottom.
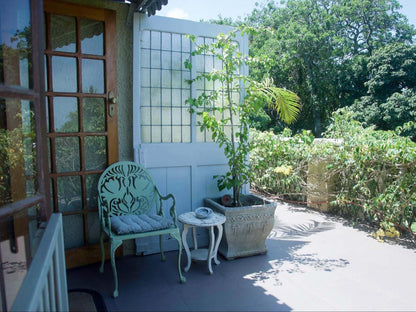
110, 214, 174, 235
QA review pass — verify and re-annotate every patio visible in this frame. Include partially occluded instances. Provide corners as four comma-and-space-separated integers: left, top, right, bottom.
67, 199, 416, 311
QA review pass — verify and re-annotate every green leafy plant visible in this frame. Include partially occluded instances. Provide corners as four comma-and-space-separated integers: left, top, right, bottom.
250, 107, 416, 240
186, 28, 301, 206
250, 128, 313, 202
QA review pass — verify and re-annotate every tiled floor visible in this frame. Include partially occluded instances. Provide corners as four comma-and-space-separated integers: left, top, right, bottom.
67, 200, 416, 311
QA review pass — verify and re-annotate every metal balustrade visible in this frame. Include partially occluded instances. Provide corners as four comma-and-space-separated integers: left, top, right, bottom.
11, 213, 68, 312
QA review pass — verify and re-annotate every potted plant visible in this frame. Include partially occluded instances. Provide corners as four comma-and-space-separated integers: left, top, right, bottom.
186, 28, 301, 260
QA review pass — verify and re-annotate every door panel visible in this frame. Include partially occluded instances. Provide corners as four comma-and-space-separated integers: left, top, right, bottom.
133, 15, 248, 254
44, 0, 118, 268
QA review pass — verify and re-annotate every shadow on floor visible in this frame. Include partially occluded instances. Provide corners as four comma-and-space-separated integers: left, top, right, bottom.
67, 241, 299, 312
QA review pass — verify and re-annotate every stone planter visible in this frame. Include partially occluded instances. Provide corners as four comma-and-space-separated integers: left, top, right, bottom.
204, 194, 276, 260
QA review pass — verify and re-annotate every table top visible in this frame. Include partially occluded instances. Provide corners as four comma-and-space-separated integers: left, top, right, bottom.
178, 211, 226, 227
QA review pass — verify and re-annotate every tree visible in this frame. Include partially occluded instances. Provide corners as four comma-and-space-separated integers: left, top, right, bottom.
246, 0, 415, 136
333, 0, 414, 56
351, 43, 416, 135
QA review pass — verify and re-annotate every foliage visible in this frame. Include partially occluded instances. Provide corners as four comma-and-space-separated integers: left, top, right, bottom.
185, 28, 300, 206
245, 0, 415, 137
0, 110, 36, 205
324, 108, 416, 234
351, 43, 416, 135
250, 128, 313, 201
250, 108, 416, 237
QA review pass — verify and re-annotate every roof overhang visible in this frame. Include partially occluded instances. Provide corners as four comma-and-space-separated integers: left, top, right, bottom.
108, 0, 168, 16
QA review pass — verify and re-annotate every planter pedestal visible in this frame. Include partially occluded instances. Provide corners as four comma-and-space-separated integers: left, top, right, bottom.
204, 194, 276, 260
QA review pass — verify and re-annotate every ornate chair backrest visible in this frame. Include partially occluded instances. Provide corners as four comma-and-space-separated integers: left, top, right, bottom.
98, 161, 157, 219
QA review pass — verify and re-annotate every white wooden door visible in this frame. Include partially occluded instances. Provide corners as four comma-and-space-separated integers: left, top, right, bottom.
133, 15, 248, 254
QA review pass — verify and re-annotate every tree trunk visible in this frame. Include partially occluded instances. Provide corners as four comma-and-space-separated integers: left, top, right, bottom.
307, 61, 322, 137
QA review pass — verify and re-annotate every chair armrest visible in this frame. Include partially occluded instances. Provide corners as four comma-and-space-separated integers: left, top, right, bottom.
98, 198, 113, 235
155, 188, 178, 225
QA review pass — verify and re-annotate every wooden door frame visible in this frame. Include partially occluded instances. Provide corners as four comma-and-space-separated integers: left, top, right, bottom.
43, 0, 119, 268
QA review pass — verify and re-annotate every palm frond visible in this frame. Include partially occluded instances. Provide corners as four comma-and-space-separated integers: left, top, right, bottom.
256, 78, 301, 124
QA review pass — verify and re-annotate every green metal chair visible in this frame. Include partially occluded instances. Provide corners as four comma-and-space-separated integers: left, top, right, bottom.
97, 161, 186, 298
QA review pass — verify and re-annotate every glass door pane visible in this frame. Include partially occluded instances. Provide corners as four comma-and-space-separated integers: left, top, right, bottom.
0, 98, 37, 205
0, 0, 32, 88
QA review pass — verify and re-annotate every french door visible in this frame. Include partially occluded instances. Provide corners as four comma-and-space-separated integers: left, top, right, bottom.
133, 15, 248, 254
43, 0, 118, 268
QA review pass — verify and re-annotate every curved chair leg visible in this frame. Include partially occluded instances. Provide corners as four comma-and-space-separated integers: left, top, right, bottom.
159, 235, 166, 261
110, 239, 123, 298
170, 230, 186, 283
99, 230, 105, 273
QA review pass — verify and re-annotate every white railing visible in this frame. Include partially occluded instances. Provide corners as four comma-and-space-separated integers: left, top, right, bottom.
11, 213, 68, 312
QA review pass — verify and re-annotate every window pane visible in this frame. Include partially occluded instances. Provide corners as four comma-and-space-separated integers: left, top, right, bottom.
162, 89, 171, 107
141, 125, 150, 143
151, 31, 161, 49
141, 68, 150, 87
53, 97, 78, 132
162, 126, 171, 143
172, 126, 181, 143
151, 107, 161, 125
162, 108, 171, 125
141, 49, 150, 67
50, 15, 76, 53
172, 52, 181, 70
172, 34, 181, 51
62, 214, 84, 249
81, 18, 104, 55
88, 211, 100, 244
141, 30, 150, 49
0, 98, 37, 206
162, 70, 171, 87
83, 98, 105, 132
52, 56, 77, 92
151, 69, 161, 87
84, 136, 107, 171
182, 126, 190, 142
172, 108, 181, 125
151, 50, 161, 68
151, 126, 161, 143
0, 0, 32, 88
55, 137, 80, 172
57, 176, 81, 212
82, 59, 104, 94
172, 70, 182, 88
141, 107, 150, 125
161, 51, 171, 69
162, 32, 171, 51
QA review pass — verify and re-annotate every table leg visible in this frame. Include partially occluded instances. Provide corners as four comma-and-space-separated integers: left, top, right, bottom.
182, 224, 191, 272
213, 224, 223, 265
208, 226, 215, 275
192, 226, 198, 250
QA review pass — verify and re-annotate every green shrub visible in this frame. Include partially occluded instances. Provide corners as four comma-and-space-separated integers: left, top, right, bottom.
325, 108, 416, 234
250, 108, 416, 237
250, 128, 313, 201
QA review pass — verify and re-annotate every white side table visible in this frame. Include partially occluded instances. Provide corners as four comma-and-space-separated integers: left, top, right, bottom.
178, 211, 226, 274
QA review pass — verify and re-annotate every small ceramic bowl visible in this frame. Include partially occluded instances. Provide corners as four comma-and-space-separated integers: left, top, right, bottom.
195, 207, 213, 219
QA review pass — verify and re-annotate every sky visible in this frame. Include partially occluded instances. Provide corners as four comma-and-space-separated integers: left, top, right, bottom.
158, 0, 416, 27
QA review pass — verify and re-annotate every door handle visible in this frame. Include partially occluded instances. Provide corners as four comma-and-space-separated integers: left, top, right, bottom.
108, 91, 117, 117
